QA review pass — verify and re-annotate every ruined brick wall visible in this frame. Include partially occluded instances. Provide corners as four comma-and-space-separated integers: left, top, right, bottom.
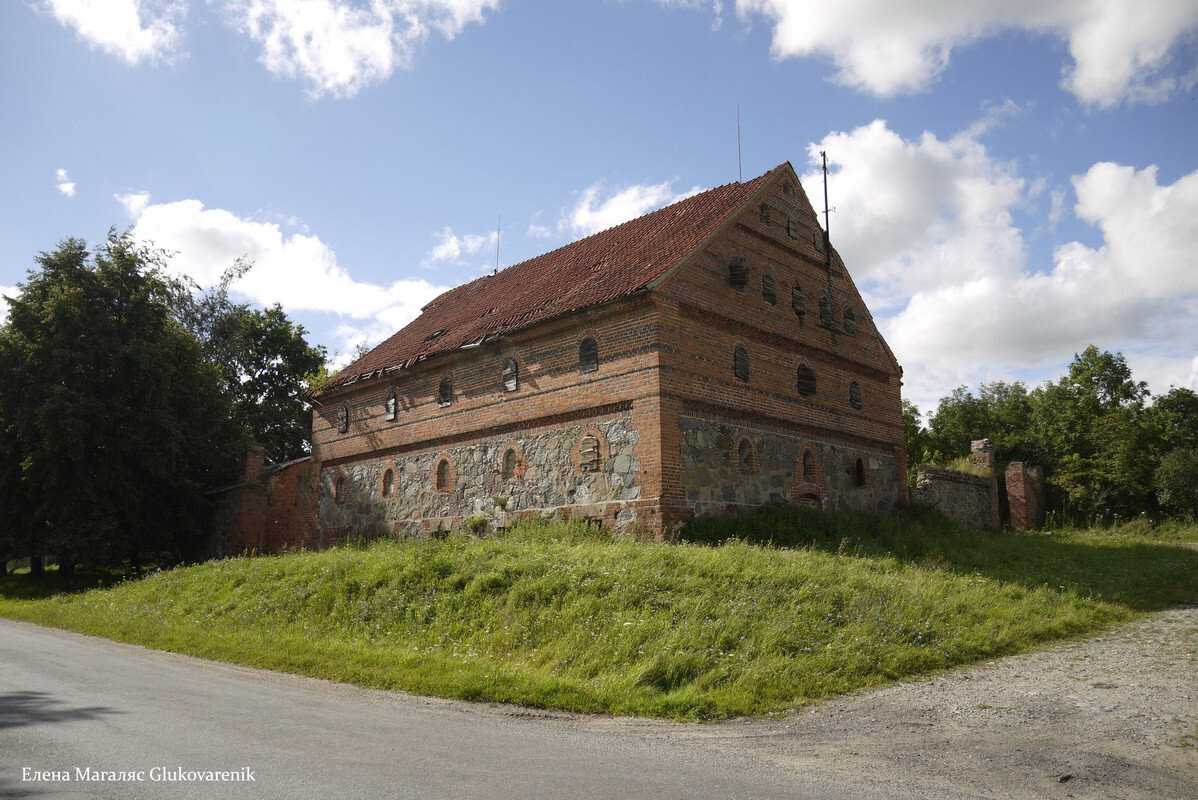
206, 456, 317, 557
1006, 462, 1045, 530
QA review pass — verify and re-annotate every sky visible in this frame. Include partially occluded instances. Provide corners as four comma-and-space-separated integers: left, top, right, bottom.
1, 0, 1196, 417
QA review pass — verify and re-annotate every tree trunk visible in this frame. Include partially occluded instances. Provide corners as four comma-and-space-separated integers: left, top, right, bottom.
30, 554, 43, 576
58, 557, 75, 579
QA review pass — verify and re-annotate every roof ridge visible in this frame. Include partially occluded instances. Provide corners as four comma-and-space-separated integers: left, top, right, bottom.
422, 171, 774, 313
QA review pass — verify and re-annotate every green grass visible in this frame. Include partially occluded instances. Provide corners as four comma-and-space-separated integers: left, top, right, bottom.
2, 505, 1195, 720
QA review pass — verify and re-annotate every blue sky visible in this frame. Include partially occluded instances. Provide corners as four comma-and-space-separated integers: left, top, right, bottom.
2, 0, 1196, 415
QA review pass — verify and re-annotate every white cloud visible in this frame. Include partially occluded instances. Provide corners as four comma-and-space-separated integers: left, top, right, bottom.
115, 191, 152, 218
526, 223, 552, 239
562, 179, 704, 237
665, 1, 1198, 106
217, 0, 500, 98
120, 193, 450, 354
800, 119, 1197, 411
423, 226, 496, 265
55, 168, 76, 197
41, 0, 185, 65
0, 286, 16, 325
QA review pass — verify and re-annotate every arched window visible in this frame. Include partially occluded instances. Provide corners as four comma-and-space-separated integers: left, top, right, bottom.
385, 393, 398, 421
802, 450, 816, 479
855, 457, 866, 487
849, 381, 864, 409
579, 435, 601, 472
334, 474, 348, 505
762, 273, 776, 305
729, 256, 748, 286
337, 405, 349, 433
733, 346, 750, 382
737, 439, 754, 474
579, 338, 599, 373
502, 448, 518, 479
436, 459, 451, 490
382, 468, 395, 497
787, 216, 799, 239
819, 295, 833, 327
844, 307, 857, 334
797, 365, 817, 396
759, 203, 770, 224
438, 377, 452, 407
502, 359, 518, 392
791, 285, 806, 321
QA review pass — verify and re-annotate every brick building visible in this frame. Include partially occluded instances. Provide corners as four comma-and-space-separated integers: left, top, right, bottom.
310, 162, 905, 539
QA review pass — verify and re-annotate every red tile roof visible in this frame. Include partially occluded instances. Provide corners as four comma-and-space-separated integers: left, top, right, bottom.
327, 165, 779, 389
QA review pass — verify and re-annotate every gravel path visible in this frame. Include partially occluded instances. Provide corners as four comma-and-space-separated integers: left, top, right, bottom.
561, 604, 1198, 799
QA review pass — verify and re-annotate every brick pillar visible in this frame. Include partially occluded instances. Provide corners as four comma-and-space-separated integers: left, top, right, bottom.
1006, 462, 1045, 530
240, 443, 267, 482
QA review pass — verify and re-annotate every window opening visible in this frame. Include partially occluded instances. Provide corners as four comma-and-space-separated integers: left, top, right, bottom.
502, 359, 518, 392
579, 338, 599, 373
580, 436, 601, 472
438, 377, 452, 406
729, 256, 748, 287
797, 366, 817, 396
762, 273, 777, 305
733, 346, 750, 382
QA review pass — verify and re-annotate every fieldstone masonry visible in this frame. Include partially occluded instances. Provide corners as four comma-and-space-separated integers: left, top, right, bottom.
318, 413, 642, 538
678, 416, 899, 516
912, 439, 1000, 531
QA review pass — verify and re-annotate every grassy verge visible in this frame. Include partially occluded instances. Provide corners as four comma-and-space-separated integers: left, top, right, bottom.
2, 506, 1194, 720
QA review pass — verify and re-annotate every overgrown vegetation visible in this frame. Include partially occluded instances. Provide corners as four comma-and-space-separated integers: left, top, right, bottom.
2, 508, 1194, 720
0, 233, 326, 574
905, 345, 1198, 523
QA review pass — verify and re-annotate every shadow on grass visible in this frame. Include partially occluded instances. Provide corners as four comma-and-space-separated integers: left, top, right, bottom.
0, 571, 122, 602
680, 503, 1198, 612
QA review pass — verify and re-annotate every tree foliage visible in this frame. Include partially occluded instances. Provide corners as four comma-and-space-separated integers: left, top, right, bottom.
0, 234, 246, 568
919, 345, 1195, 522
170, 261, 326, 464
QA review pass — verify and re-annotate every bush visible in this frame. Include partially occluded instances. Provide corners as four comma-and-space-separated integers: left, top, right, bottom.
1155, 449, 1198, 519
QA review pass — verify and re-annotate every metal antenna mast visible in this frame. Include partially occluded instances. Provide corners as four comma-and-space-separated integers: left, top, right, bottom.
820, 150, 831, 248
494, 215, 501, 275
737, 106, 743, 182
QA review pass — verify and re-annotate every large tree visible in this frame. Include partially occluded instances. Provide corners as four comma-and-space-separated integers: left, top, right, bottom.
170, 262, 326, 463
0, 234, 242, 569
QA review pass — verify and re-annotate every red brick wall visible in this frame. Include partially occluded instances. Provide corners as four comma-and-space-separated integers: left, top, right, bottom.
308, 166, 905, 539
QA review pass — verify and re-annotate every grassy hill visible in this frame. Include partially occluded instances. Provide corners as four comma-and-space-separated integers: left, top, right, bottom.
2, 505, 1194, 720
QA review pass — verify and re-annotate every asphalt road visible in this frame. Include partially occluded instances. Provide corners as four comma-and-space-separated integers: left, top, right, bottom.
0, 618, 952, 800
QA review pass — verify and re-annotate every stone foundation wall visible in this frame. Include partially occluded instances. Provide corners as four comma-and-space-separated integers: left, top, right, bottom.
913, 467, 999, 531
317, 411, 642, 537
677, 415, 900, 518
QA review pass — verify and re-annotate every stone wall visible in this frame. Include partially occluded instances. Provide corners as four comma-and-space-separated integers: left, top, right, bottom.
318, 411, 642, 537
677, 415, 900, 519
913, 467, 999, 531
